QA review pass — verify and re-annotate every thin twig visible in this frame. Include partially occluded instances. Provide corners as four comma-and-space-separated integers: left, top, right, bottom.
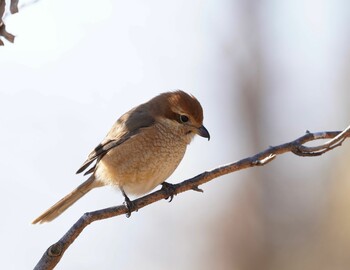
34, 127, 350, 270
0, 0, 19, 45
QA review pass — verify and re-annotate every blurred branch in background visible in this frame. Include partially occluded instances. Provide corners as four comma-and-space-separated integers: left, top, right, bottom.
216, 1, 267, 269
214, 1, 350, 269
34, 127, 350, 270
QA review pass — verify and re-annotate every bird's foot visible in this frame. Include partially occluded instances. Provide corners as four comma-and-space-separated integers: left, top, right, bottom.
121, 189, 136, 218
123, 197, 135, 218
161, 182, 177, 202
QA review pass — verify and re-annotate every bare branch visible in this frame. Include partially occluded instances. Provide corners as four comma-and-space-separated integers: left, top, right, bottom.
34, 126, 350, 270
0, 0, 18, 45
0, 22, 15, 42
10, 0, 19, 14
0, 0, 35, 44
0, 0, 4, 19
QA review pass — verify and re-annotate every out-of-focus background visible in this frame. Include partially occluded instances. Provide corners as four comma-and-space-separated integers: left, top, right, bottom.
1, 0, 350, 269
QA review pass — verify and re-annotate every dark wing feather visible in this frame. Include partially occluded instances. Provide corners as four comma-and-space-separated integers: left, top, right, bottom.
75, 137, 129, 175
76, 104, 155, 175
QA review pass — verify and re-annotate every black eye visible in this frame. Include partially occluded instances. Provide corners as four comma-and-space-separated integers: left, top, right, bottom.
179, 115, 189, 123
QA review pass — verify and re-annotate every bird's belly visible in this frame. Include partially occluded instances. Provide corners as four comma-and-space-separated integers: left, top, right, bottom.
95, 135, 187, 195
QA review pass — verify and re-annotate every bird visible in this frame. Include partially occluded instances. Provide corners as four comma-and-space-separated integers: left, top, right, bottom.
32, 90, 210, 224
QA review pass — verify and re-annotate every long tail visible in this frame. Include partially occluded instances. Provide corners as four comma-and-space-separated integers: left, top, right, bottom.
32, 175, 103, 224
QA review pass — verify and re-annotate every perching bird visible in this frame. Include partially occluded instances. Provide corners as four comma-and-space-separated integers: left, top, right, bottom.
32, 90, 210, 224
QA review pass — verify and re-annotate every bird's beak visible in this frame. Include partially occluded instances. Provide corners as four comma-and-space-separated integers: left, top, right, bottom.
197, 125, 210, 140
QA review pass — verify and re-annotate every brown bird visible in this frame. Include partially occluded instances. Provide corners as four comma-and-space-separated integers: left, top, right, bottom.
32, 90, 210, 224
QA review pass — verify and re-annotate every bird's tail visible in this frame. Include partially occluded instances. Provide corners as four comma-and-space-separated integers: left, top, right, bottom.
32, 175, 103, 224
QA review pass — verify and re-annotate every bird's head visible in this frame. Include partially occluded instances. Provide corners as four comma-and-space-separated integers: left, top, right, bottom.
148, 90, 210, 144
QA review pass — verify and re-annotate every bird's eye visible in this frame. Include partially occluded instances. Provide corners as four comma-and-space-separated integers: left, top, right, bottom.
179, 115, 189, 123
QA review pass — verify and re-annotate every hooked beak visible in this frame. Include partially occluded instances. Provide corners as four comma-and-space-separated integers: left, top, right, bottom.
197, 125, 210, 141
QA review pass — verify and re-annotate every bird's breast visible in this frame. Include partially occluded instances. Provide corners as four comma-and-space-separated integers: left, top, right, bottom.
95, 123, 187, 195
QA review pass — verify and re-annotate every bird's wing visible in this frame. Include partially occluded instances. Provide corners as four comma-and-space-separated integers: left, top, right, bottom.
76, 105, 155, 175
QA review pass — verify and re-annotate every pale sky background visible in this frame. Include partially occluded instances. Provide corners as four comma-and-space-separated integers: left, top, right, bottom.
1, 0, 350, 269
